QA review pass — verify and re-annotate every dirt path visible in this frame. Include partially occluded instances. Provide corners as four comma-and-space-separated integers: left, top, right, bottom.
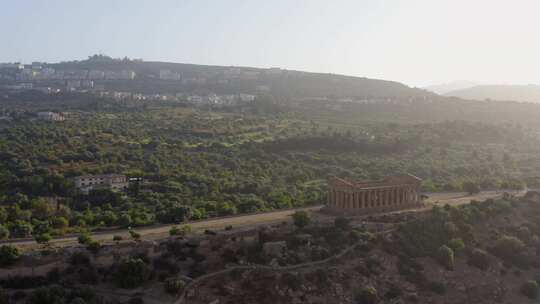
174, 229, 395, 304
5, 190, 520, 250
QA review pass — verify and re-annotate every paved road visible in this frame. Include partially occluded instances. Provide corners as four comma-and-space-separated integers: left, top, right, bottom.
5, 190, 519, 250
5, 205, 323, 250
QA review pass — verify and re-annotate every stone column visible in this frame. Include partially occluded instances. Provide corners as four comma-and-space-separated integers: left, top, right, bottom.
405, 187, 410, 204
362, 191, 366, 208
404, 188, 408, 204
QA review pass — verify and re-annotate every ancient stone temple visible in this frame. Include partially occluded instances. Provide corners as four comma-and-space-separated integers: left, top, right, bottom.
326, 174, 422, 215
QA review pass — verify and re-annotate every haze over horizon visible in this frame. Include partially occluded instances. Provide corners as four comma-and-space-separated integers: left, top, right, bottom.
2, 0, 540, 87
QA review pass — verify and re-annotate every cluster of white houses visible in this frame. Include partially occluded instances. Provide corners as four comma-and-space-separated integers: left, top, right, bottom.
73, 174, 129, 194
37, 111, 65, 122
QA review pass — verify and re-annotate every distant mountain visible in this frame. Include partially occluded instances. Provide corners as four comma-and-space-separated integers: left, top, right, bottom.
424, 80, 479, 95
48, 57, 434, 100
445, 84, 540, 103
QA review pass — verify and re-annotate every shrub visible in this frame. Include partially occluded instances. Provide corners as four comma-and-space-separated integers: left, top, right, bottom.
86, 240, 101, 254
492, 235, 525, 258
79, 267, 100, 284
447, 238, 465, 255
0, 225, 9, 240
113, 235, 123, 242
292, 211, 311, 229
113, 258, 149, 288
468, 248, 491, 270
436, 245, 454, 270
51, 217, 69, 231
129, 230, 141, 241
28, 286, 66, 303
462, 181, 481, 195
34, 233, 52, 245
385, 283, 402, 299
77, 232, 92, 245
280, 272, 302, 291
170, 225, 192, 236
334, 217, 351, 230
10, 220, 32, 238
164, 278, 186, 294
169, 226, 180, 236
521, 280, 539, 299
70, 298, 87, 304
428, 281, 446, 295
0, 245, 20, 266
355, 286, 378, 304
69, 251, 90, 266
128, 297, 144, 304
0, 289, 8, 304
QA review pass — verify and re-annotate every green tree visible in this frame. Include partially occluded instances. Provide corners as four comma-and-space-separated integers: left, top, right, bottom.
292, 211, 311, 229
355, 286, 378, 304
34, 233, 52, 245
28, 285, 67, 304
0, 225, 9, 240
164, 278, 186, 294
78, 232, 93, 245
117, 213, 132, 227
492, 235, 525, 260
170, 224, 192, 236
436, 245, 454, 270
467, 248, 491, 270
10, 220, 32, 238
129, 229, 141, 241
51, 216, 69, 233
0, 245, 20, 266
462, 181, 480, 195
447, 238, 465, 255
113, 258, 149, 288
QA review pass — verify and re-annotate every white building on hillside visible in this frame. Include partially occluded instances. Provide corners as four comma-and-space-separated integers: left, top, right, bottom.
73, 174, 128, 194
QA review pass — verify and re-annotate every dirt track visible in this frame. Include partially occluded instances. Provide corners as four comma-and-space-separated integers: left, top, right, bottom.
6, 190, 520, 250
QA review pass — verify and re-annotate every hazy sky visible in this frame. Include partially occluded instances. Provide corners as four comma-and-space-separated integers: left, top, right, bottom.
2, 0, 540, 87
